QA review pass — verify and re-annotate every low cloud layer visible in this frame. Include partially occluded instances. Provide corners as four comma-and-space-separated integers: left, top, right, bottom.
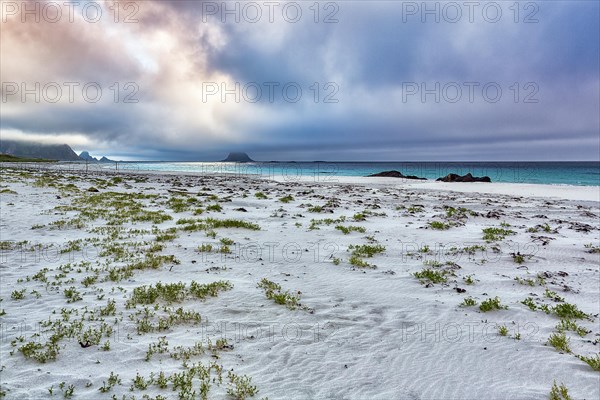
1, 0, 598, 160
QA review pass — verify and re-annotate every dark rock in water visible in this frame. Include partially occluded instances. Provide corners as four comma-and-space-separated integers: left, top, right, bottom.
436, 173, 491, 183
367, 170, 427, 180
222, 152, 254, 162
99, 156, 114, 163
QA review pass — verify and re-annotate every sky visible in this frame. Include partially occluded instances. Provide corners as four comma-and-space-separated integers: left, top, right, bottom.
1, 0, 599, 161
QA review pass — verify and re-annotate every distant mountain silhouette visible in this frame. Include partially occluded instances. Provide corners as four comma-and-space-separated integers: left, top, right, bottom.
0, 140, 80, 161
79, 151, 98, 161
221, 152, 254, 162
79, 151, 114, 163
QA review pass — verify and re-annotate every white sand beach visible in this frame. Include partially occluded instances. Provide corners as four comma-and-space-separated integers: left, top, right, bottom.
0, 166, 598, 399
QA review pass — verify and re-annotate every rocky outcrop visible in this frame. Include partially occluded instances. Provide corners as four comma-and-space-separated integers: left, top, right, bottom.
436, 173, 491, 183
79, 152, 113, 162
367, 170, 427, 180
221, 152, 254, 162
79, 151, 98, 161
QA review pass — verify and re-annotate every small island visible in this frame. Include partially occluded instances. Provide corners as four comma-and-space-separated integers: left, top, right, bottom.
221, 152, 254, 162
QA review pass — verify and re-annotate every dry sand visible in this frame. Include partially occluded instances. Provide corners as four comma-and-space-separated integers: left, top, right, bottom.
0, 166, 598, 399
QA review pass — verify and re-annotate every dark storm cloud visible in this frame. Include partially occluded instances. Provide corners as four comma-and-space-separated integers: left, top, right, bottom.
1, 0, 598, 160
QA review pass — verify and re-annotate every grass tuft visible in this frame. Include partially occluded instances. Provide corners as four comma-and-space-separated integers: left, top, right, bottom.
577, 354, 600, 371
547, 332, 571, 353
460, 297, 477, 307
414, 268, 449, 284
279, 195, 294, 203
482, 227, 516, 242
257, 278, 301, 310
428, 221, 451, 230
479, 296, 508, 312
335, 225, 366, 235
549, 381, 571, 400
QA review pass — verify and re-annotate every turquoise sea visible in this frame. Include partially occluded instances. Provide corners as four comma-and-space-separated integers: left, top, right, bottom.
108, 161, 600, 187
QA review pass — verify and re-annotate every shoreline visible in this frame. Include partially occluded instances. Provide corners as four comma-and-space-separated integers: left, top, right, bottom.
2, 163, 599, 202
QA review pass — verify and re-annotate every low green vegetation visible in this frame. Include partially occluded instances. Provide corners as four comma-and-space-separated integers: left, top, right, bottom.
482, 227, 516, 242
98, 371, 121, 393
556, 319, 588, 337
335, 225, 366, 235
206, 203, 222, 212
479, 296, 508, 312
309, 216, 346, 230
349, 244, 385, 258
205, 218, 260, 231
522, 297, 537, 311
227, 371, 259, 399
512, 253, 526, 264
0, 154, 55, 162
126, 280, 233, 307
428, 221, 451, 230
527, 223, 552, 233
577, 354, 600, 371
63, 287, 83, 303
552, 303, 590, 320
352, 212, 366, 221
178, 217, 260, 232
189, 281, 234, 299
167, 195, 201, 213
444, 206, 474, 218
258, 278, 302, 310
414, 268, 449, 284
446, 244, 487, 257
405, 205, 424, 214
279, 195, 294, 203
460, 297, 477, 307
549, 381, 571, 400
423, 260, 443, 268
11, 289, 26, 301
198, 244, 213, 252
346, 244, 385, 268
514, 274, 545, 287
547, 332, 571, 353
544, 289, 565, 303
0, 241, 15, 250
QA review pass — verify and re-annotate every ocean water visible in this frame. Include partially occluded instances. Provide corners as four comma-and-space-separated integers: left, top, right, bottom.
110, 161, 600, 186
